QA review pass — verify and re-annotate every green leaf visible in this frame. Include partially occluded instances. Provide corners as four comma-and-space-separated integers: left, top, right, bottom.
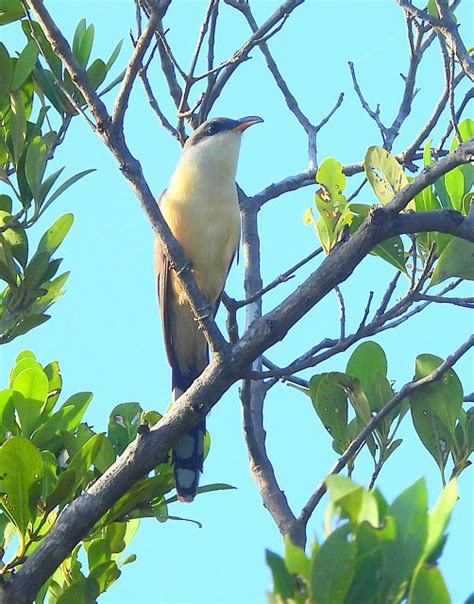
346, 520, 385, 604
431, 237, 474, 285
424, 479, 457, 562
56, 578, 100, 604
9, 90, 27, 163
74, 21, 95, 68
90, 560, 120, 594
68, 433, 105, 492
0, 236, 18, 288
310, 524, 357, 604
364, 145, 409, 205
11, 314, 50, 339
42, 169, 95, 210
44, 469, 76, 514
25, 136, 49, 200
24, 251, 50, 291
445, 166, 464, 211
86, 59, 107, 92
22, 20, 62, 77
37, 213, 74, 256
41, 450, 58, 500
33, 392, 93, 449
266, 550, 295, 599
106, 39, 123, 72
11, 41, 39, 91
328, 372, 372, 425
0, 195, 12, 213
284, 534, 310, 578
107, 474, 174, 524
350, 204, 406, 273
97, 68, 126, 97
0, 0, 24, 25
346, 341, 387, 407
88, 537, 112, 571
0, 436, 43, 534
409, 565, 450, 604
108, 402, 143, 455
382, 479, 428, 598
0, 210, 28, 267
309, 374, 348, 451
12, 365, 49, 437
413, 354, 463, 433
316, 158, 347, 208
0, 43, 12, 103
325, 475, 379, 526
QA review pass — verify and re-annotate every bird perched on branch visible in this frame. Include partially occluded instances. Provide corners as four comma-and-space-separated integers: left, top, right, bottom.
155, 115, 263, 502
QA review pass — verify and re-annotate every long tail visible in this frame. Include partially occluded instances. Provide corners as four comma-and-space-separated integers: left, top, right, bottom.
172, 366, 206, 503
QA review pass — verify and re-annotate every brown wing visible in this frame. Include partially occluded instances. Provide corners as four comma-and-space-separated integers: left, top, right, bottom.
154, 191, 177, 369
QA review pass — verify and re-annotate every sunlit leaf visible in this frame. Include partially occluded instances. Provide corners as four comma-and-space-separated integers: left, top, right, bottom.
0, 436, 43, 534
364, 146, 409, 205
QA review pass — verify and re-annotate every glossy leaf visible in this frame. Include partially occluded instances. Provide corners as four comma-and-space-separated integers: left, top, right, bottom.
56, 578, 100, 604
105, 39, 123, 72
0, 436, 43, 534
45, 469, 76, 514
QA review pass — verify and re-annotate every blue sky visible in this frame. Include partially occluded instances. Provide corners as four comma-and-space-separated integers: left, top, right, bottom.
1, 1, 473, 602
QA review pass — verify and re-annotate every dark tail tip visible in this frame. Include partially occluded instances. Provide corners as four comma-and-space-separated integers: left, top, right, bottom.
173, 422, 206, 502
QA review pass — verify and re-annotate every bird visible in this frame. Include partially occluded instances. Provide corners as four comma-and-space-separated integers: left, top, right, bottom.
155, 115, 263, 502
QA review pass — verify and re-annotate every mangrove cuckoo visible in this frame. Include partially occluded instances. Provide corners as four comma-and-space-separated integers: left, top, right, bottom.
155, 115, 263, 502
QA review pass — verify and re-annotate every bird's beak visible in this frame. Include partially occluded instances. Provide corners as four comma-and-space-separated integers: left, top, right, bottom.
233, 115, 264, 132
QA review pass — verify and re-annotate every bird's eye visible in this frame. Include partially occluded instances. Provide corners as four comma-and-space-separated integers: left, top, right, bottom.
206, 123, 216, 134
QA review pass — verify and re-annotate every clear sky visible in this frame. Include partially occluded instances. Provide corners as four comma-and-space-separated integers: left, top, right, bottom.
1, 1, 473, 603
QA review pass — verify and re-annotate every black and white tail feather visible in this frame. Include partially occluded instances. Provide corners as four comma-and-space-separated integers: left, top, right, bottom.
171, 365, 206, 502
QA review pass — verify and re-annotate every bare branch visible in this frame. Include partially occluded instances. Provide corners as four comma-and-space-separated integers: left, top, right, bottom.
414, 293, 474, 308
232, 245, 323, 310
112, 4, 168, 128
334, 286, 346, 340
397, 0, 474, 81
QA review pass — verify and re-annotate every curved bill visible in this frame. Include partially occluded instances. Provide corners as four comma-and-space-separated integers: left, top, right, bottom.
233, 115, 264, 132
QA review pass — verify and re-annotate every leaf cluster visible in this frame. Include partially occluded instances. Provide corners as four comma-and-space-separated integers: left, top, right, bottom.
305, 120, 474, 283
267, 477, 460, 604
297, 341, 472, 488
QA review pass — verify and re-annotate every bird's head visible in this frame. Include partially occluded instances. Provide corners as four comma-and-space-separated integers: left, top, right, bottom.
181, 115, 263, 181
